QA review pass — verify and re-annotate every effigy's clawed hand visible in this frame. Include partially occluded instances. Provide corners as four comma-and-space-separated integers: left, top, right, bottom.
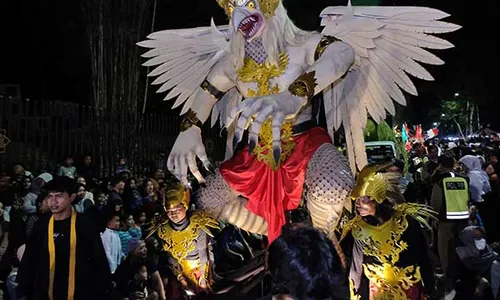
167, 126, 213, 186
226, 92, 307, 163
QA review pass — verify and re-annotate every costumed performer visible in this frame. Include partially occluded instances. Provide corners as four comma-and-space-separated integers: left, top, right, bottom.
342, 163, 436, 300
147, 182, 219, 295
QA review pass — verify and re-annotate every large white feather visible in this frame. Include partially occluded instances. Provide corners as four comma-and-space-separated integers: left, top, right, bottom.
137, 19, 231, 114
320, 5, 460, 171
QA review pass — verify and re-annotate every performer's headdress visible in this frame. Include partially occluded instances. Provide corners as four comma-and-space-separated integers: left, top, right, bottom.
165, 182, 190, 210
350, 162, 404, 204
216, 0, 280, 18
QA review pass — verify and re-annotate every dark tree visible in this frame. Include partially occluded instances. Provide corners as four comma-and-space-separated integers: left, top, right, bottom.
82, 0, 153, 175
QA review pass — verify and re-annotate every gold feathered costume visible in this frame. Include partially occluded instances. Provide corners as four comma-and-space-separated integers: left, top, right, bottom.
147, 182, 219, 290
342, 163, 436, 300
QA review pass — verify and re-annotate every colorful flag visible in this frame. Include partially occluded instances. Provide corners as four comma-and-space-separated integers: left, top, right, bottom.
415, 125, 423, 142
402, 124, 408, 142
427, 128, 439, 139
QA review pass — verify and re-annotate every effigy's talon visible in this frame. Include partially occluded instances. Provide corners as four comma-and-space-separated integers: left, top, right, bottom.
232, 135, 240, 152
204, 162, 215, 175
249, 139, 256, 154
273, 147, 281, 166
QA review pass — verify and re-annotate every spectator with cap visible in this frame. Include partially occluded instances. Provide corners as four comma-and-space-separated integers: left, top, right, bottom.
33, 172, 53, 194
22, 173, 53, 236
22, 173, 52, 214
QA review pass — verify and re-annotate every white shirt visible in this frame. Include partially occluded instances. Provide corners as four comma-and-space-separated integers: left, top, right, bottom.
101, 228, 124, 274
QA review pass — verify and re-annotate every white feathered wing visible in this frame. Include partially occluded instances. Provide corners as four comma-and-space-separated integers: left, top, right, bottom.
138, 20, 244, 156
320, 5, 460, 171
137, 19, 234, 115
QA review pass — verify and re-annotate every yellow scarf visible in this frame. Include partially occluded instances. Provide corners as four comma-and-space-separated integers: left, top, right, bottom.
48, 209, 77, 300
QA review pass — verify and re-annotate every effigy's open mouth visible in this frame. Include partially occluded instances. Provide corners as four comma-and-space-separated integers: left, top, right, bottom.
238, 14, 263, 40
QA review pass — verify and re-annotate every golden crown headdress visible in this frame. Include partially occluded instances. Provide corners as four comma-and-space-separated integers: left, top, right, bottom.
216, 0, 280, 18
350, 163, 404, 204
165, 182, 190, 210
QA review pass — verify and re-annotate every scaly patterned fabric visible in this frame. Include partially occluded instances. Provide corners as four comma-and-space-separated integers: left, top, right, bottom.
244, 37, 268, 64
304, 143, 354, 268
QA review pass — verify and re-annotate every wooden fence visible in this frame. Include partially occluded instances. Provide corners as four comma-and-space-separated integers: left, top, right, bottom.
0, 95, 225, 177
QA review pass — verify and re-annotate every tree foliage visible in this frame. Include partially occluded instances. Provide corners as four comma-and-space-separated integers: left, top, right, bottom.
363, 119, 396, 143
377, 121, 396, 142
441, 99, 467, 126
363, 119, 408, 172
364, 119, 378, 142
440, 98, 470, 138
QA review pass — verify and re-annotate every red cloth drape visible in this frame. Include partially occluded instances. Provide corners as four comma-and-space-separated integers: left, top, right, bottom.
219, 127, 331, 243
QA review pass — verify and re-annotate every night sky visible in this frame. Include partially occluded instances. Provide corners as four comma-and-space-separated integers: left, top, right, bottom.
0, 0, 498, 127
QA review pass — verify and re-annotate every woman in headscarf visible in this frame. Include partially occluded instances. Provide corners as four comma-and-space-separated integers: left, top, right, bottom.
460, 155, 494, 241
484, 163, 500, 242
456, 226, 500, 298
459, 155, 491, 204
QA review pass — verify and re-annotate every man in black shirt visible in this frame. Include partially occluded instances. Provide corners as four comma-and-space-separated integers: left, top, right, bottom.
17, 177, 111, 299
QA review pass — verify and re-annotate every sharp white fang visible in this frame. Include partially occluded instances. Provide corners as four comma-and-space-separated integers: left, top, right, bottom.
249, 24, 256, 36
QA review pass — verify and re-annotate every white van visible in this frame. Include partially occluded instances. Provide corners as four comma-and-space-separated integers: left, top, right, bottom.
365, 141, 397, 164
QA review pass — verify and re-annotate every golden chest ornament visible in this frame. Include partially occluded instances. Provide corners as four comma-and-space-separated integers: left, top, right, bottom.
237, 52, 295, 170
157, 211, 219, 262
342, 205, 430, 300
